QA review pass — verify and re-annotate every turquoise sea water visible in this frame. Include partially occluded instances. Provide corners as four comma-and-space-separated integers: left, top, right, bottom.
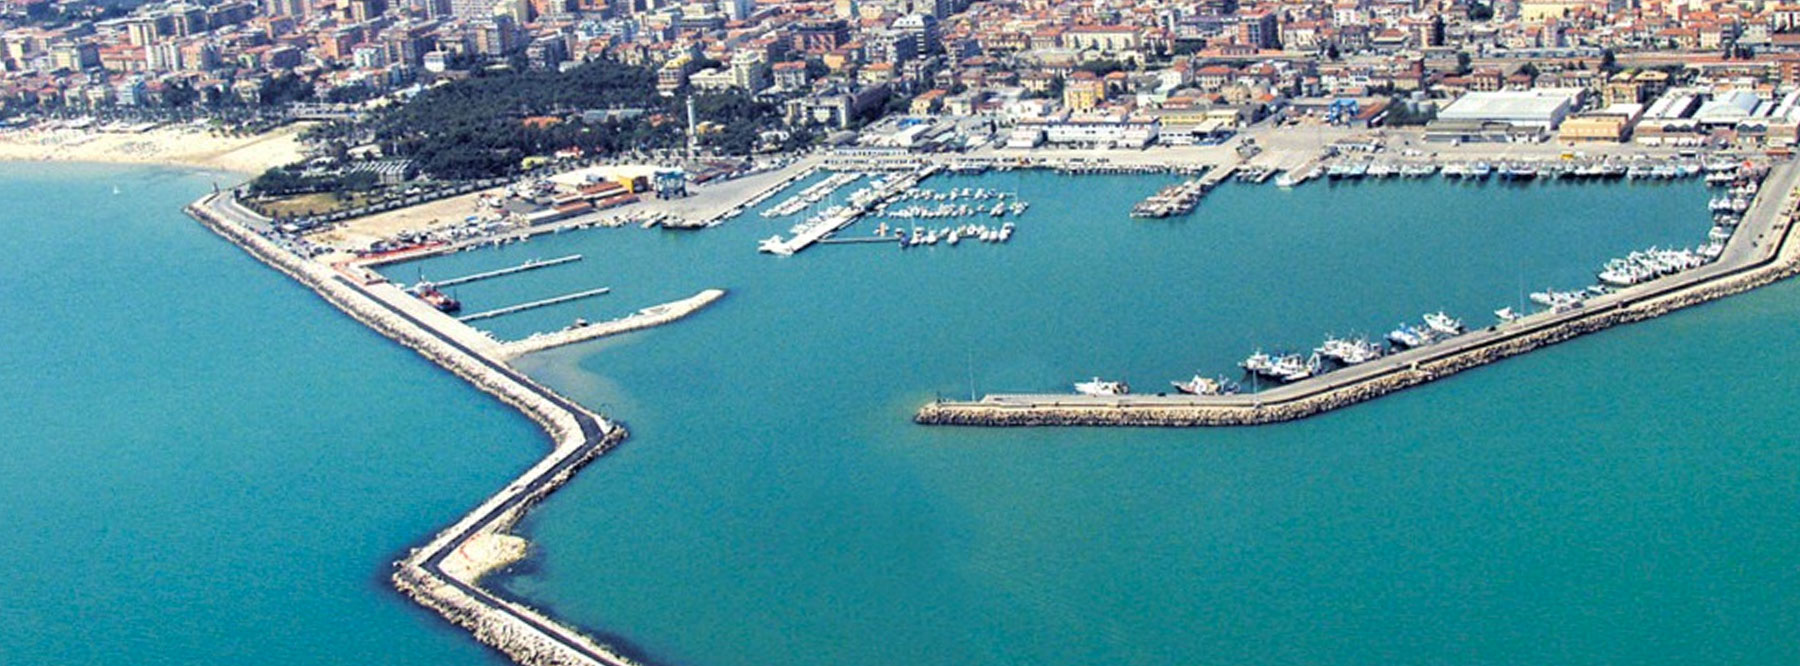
394, 172, 1800, 666
0, 163, 521, 666
6, 165, 1797, 666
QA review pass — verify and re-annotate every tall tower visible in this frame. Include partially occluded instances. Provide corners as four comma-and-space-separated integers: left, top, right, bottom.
685, 95, 698, 160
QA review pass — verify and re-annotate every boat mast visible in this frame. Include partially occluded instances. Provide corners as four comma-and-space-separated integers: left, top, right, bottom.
966, 351, 976, 402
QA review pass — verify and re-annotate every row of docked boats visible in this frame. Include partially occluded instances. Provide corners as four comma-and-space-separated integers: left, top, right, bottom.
1597, 247, 1709, 287
1434, 160, 1712, 182
1071, 373, 1245, 397
1327, 161, 1440, 180
758, 166, 935, 256
1709, 194, 1752, 213
1072, 369, 1248, 396
1244, 324, 1427, 384
1055, 162, 1199, 175
762, 172, 861, 218
1070, 312, 1464, 398
893, 221, 1014, 247
879, 201, 1028, 219
1384, 311, 1466, 350
895, 186, 1014, 202
1131, 179, 1210, 218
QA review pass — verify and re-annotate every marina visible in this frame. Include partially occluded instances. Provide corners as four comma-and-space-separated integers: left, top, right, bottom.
757, 165, 937, 255
158, 144, 1800, 666
760, 171, 861, 218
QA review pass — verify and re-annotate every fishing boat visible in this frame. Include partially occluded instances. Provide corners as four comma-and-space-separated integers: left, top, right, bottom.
1423, 311, 1464, 336
1387, 323, 1430, 348
411, 283, 462, 313
1074, 377, 1130, 396
1171, 374, 1234, 396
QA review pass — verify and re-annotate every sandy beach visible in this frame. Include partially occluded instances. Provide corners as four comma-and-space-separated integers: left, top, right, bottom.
0, 121, 307, 175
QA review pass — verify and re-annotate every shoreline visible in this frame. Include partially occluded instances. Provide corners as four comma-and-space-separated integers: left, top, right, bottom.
0, 122, 307, 176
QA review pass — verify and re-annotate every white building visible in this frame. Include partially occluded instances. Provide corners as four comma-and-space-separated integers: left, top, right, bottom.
1693, 90, 1765, 127
1020, 114, 1160, 148
1435, 89, 1582, 130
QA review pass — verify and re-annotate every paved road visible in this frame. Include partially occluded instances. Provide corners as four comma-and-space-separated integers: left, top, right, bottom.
970, 160, 1800, 410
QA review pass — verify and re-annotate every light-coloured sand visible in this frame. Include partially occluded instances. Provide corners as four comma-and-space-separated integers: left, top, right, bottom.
0, 121, 308, 175
305, 185, 508, 250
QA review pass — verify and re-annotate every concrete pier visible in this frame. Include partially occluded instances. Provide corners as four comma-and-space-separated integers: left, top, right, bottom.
816, 236, 897, 245
1197, 162, 1238, 188
760, 165, 937, 256
496, 289, 726, 358
458, 288, 611, 322
918, 160, 1800, 427
431, 255, 583, 288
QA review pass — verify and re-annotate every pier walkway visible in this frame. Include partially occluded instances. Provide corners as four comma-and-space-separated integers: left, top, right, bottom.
919, 161, 1800, 427
458, 287, 611, 322
496, 289, 727, 358
430, 255, 582, 288
761, 165, 937, 256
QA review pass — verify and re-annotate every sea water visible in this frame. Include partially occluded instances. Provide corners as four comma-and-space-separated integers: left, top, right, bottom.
0, 163, 525, 666
8, 163, 1794, 666
393, 171, 1799, 666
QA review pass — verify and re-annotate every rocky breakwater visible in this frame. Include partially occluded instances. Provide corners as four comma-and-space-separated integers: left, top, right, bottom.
391, 424, 638, 666
188, 193, 643, 666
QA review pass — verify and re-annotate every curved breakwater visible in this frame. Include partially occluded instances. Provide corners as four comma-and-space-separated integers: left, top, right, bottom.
919, 162, 1800, 428
497, 289, 726, 359
187, 194, 643, 666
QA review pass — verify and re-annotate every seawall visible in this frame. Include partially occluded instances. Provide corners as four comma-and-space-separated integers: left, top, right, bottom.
187, 194, 643, 666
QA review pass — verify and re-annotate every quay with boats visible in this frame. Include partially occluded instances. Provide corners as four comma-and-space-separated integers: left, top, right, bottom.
1130, 164, 1238, 218
758, 165, 939, 256
890, 221, 1015, 248
977, 160, 1771, 407
761, 171, 862, 218
1131, 179, 1209, 218
915, 159, 1800, 427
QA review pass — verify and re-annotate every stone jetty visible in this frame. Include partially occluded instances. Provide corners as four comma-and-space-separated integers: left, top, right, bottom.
188, 192, 650, 666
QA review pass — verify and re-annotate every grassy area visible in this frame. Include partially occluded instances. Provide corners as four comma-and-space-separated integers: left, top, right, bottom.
253, 191, 375, 218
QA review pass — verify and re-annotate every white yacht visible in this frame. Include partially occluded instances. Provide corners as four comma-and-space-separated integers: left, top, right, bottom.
757, 235, 791, 255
